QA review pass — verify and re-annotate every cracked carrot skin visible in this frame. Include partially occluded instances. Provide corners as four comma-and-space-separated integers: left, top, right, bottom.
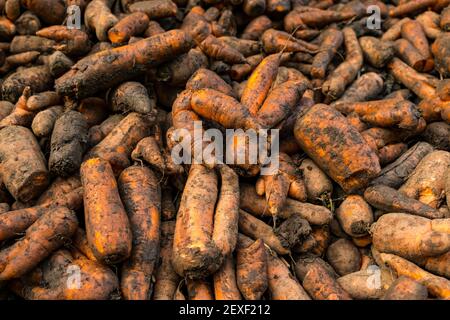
119, 165, 161, 300
0, 206, 78, 281
372, 213, 450, 260
294, 103, 380, 193
172, 165, 223, 279
241, 54, 280, 116
380, 253, 450, 300
55, 30, 193, 99
80, 158, 132, 265
0, 125, 49, 202
236, 238, 268, 300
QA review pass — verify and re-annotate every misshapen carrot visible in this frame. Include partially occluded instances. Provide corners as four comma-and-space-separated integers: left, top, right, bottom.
294, 104, 380, 193
0, 206, 78, 281
80, 158, 132, 265
241, 54, 280, 116
214, 255, 242, 300
322, 27, 363, 100
172, 165, 223, 279
55, 30, 193, 99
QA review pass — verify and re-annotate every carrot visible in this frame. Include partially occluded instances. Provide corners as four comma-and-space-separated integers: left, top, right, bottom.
432, 33, 450, 79
382, 276, 428, 300
118, 165, 161, 300
399, 150, 450, 208
240, 183, 333, 225
401, 20, 433, 70
256, 153, 307, 215
380, 253, 450, 299
80, 158, 132, 264
36, 175, 83, 210
0, 205, 52, 242
4, 51, 40, 68
197, 33, 246, 64
284, 7, 355, 32
243, 0, 266, 16
153, 221, 180, 300
219, 36, 260, 57
71, 228, 98, 261
2, 65, 53, 103
186, 279, 214, 300
10, 249, 119, 300
87, 114, 124, 147
299, 158, 333, 202
311, 28, 343, 79
211, 9, 237, 37
294, 103, 380, 193
9, 35, 54, 53
129, 0, 178, 20
230, 54, 264, 81
275, 215, 311, 249
334, 99, 423, 130
26, 91, 61, 112
336, 266, 396, 300
335, 72, 384, 103
0, 206, 78, 281
191, 88, 261, 130
213, 255, 242, 300
49, 111, 89, 177
131, 136, 183, 175
370, 142, 434, 188
108, 12, 149, 44
421, 122, 450, 150
335, 195, 373, 238
186, 68, 236, 97
0, 87, 34, 129
236, 238, 268, 300
5, 0, 20, 21
31, 106, 64, 138
295, 255, 352, 300
241, 54, 280, 115
76, 97, 109, 128
267, 250, 311, 300
0, 125, 49, 202
212, 165, 239, 257
322, 27, 363, 99
256, 80, 308, 128
261, 29, 319, 54
394, 39, 431, 72
84, 0, 118, 42
36, 26, 91, 56
0, 101, 13, 121
172, 165, 223, 279
156, 49, 207, 86
22, 0, 66, 25
241, 15, 272, 40
389, 0, 435, 18
109, 81, 156, 115
85, 113, 152, 175
238, 209, 289, 255
14, 11, 41, 36
372, 213, 450, 260
326, 239, 361, 276
416, 11, 442, 39
47, 51, 74, 77
55, 30, 193, 99
365, 185, 443, 219
144, 21, 165, 37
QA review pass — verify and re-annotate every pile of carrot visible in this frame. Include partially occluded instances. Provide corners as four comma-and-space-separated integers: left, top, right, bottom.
0, 0, 450, 301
